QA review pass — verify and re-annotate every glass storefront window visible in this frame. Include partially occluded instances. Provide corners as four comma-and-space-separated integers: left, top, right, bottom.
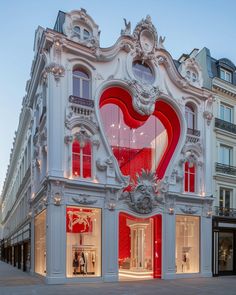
34, 210, 46, 276
219, 232, 234, 272
100, 104, 167, 184
66, 206, 101, 277
119, 212, 162, 279
175, 215, 199, 274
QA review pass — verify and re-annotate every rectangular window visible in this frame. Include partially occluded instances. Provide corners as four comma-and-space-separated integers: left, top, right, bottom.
220, 68, 232, 83
34, 210, 46, 276
176, 215, 200, 274
219, 188, 231, 209
220, 103, 233, 123
66, 207, 101, 277
219, 145, 233, 165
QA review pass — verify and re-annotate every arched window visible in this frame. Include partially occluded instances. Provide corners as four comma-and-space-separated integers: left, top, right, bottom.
73, 68, 90, 99
72, 139, 92, 178
185, 104, 195, 130
184, 161, 195, 193
132, 61, 154, 84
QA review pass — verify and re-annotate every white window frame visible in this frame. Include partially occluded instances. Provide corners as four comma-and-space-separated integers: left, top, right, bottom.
220, 68, 232, 83
72, 69, 90, 99
219, 187, 232, 209
219, 144, 233, 166
220, 103, 233, 123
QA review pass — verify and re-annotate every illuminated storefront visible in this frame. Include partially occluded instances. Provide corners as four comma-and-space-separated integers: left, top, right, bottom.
0, 8, 214, 284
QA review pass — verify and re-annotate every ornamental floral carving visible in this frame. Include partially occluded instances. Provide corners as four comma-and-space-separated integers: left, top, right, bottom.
120, 169, 164, 214
45, 62, 65, 81
127, 79, 160, 115
203, 111, 213, 125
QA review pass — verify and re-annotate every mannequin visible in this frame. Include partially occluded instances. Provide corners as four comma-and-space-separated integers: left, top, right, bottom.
79, 252, 85, 275
73, 251, 79, 275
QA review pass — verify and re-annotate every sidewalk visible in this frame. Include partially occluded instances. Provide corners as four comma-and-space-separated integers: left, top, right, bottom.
0, 261, 43, 287
0, 261, 236, 295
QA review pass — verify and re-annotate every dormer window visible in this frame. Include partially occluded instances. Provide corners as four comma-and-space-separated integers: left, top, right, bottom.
186, 70, 198, 83
220, 68, 232, 83
73, 25, 91, 41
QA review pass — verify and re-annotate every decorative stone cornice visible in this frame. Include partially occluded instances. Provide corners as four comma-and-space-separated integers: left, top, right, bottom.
212, 77, 236, 98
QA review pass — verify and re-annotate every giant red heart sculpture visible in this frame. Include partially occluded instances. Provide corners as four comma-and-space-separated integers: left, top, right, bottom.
99, 87, 180, 183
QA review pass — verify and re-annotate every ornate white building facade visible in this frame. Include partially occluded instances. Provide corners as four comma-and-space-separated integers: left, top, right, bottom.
0, 9, 214, 284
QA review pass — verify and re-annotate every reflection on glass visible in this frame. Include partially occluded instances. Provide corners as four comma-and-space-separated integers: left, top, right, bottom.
66, 207, 101, 277
175, 215, 199, 274
35, 210, 46, 276
219, 232, 233, 272
100, 104, 167, 184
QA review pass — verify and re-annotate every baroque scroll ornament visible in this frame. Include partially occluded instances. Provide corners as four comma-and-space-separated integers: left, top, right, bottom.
127, 79, 160, 115
120, 169, 164, 214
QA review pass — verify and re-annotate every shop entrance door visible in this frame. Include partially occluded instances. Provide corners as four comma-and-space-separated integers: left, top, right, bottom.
218, 231, 234, 274
119, 212, 162, 280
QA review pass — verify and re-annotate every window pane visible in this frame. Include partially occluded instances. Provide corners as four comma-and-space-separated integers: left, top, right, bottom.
133, 61, 154, 84
176, 215, 199, 273
82, 79, 90, 99
220, 69, 225, 80
35, 210, 46, 276
83, 142, 92, 178
225, 107, 231, 122
66, 207, 101, 277
225, 190, 231, 208
220, 105, 225, 120
100, 103, 167, 185
73, 70, 89, 79
219, 232, 234, 271
83, 29, 90, 40
72, 141, 80, 176
73, 77, 80, 97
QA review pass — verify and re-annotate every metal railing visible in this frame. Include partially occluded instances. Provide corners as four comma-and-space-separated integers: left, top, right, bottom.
215, 117, 236, 134
187, 128, 200, 136
215, 162, 236, 175
214, 206, 236, 217
69, 95, 94, 108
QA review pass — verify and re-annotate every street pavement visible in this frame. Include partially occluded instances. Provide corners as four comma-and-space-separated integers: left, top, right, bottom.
0, 261, 236, 295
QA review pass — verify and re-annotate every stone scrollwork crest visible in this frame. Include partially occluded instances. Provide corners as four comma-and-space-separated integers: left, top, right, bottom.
72, 196, 97, 205
120, 169, 164, 214
45, 62, 65, 81
127, 79, 160, 115
180, 205, 198, 215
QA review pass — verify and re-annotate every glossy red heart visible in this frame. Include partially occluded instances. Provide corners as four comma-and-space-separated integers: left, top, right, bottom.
99, 87, 180, 182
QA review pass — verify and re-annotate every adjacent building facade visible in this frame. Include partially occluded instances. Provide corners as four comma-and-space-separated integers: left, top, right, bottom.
1, 9, 215, 283
192, 48, 236, 276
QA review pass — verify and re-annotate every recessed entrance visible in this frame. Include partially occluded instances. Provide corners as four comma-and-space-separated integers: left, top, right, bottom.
119, 212, 162, 280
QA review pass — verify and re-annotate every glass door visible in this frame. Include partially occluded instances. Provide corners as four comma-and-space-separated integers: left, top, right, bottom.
218, 232, 234, 273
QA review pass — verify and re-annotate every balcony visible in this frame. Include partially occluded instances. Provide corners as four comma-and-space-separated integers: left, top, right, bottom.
215, 117, 236, 134
214, 206, 236, 217
186, 128, 200, 143
69, 95, 94, 116
215, 162, 236, 176
69, 95, 94, 108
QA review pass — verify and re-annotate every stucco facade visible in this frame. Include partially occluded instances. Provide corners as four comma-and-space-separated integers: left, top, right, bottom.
1, 9, 214, 284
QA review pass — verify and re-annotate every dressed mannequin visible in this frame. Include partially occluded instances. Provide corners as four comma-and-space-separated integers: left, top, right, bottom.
79, 252, 85, 275
73, 251, 79, 275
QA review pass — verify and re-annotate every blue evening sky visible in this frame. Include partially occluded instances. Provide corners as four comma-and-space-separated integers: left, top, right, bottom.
0, 0, 236, 191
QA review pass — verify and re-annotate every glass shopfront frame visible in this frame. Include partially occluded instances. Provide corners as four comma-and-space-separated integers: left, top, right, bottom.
34, 210, 46, 276
66, 206, 101, 278
175, 215, 200, 274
